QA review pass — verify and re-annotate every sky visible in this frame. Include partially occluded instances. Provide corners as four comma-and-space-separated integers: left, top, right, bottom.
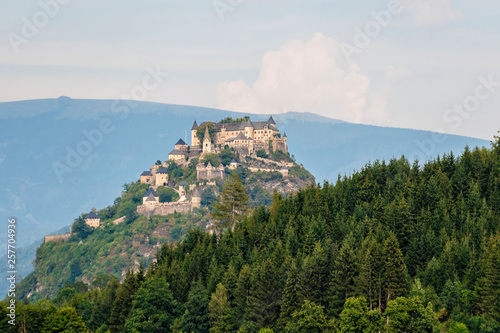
1, 0, 499, 140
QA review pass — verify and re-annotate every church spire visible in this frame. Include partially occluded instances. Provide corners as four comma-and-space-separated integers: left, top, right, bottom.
191, 120, 198, 130
203, 125, 211, 142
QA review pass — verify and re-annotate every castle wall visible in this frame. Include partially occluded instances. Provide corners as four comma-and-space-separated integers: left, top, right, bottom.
254, 157, 294, 168
44, 233, 71, 243
137, 201, 198, 218
272, 138, 288, 154
248, 167, 288, 177
196, 165, 224, 181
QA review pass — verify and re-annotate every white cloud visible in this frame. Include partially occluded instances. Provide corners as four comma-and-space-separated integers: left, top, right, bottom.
215, 33, 381, 123
402, 0, 462, 26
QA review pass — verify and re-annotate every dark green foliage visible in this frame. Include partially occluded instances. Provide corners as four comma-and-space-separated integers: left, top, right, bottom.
201, 153, 221, 167
476, 233, 500, 320
72, 215, 92, 239
384, 233, 408, 304
157, 186, 180, 203
181, 282, 210, 333
201, 187, 217, 207
256, 149, 268, 158
125, 277, 179, 333
247, 259, 282, 330
220, 147, 238, 166
212, 173, 249, 232
41, 307, 87, 333
328, 234, 358, 316
219, 116, 250, 124
196, 122, 217, 143
16, 140, 500, 331
110, 269, 139, 332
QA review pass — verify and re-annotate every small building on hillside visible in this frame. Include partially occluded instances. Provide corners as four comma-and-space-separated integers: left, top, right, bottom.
192, 189, 201, 207
143, 188, 159, 205
85, 211, 101, 228
229, 158, 238, 170
169, 139, 188, 161
155, 167, 169, 186
140, 170, 153, 184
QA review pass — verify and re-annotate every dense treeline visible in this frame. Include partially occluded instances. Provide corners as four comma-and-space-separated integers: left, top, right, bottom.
3, 139, 500, 332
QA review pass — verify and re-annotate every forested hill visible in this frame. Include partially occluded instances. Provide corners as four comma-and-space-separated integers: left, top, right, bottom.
3, 139, 500, 332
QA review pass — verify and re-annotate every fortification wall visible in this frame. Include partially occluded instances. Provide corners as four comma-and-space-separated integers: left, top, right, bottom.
248, 167, 288, 177
44, 233, 71, 243
254, 157, 294, 167
137, 201, 198, 218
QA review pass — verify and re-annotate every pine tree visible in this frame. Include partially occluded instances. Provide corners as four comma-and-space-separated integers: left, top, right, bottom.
88, 277, 119, 331
223, 265, 238, 306
181, 282, 210, 333
109, 269, 138, 333
212, 173, 250, 232
209, 283, 235, 333
234, 265, 252, 325
279, 262, 302, 329
383, 233, 408, 305
328, 234, 357, 316
356, 232, 383, 311
248, 259, 282, 330
125, 277, 179, 333
300, 242, 329, 306
476, 233, 500, 320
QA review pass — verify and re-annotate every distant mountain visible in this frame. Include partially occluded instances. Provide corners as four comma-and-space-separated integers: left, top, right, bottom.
0, 97, 489, 253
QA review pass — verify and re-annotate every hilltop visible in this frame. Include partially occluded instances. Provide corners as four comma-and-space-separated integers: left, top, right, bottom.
16, 117, 314, 300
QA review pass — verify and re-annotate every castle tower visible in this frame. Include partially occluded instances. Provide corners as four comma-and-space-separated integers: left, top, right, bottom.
229, 158, 238, 170
191, 189, 201, 209
244, 120, 254, 139
267, 116, 276, 128
191, 120, 199, 146
85, 210, 101, 228
155, 167, 169, 186
203, 125, 212, 154
282, 132, 288, 154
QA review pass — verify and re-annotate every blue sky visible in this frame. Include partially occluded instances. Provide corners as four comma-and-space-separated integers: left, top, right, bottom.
1, 0, 499, 140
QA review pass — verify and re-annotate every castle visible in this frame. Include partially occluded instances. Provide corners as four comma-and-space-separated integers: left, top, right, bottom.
135, 116, 290, 217
46, 116, 291, 243
190, 116, 287, 156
